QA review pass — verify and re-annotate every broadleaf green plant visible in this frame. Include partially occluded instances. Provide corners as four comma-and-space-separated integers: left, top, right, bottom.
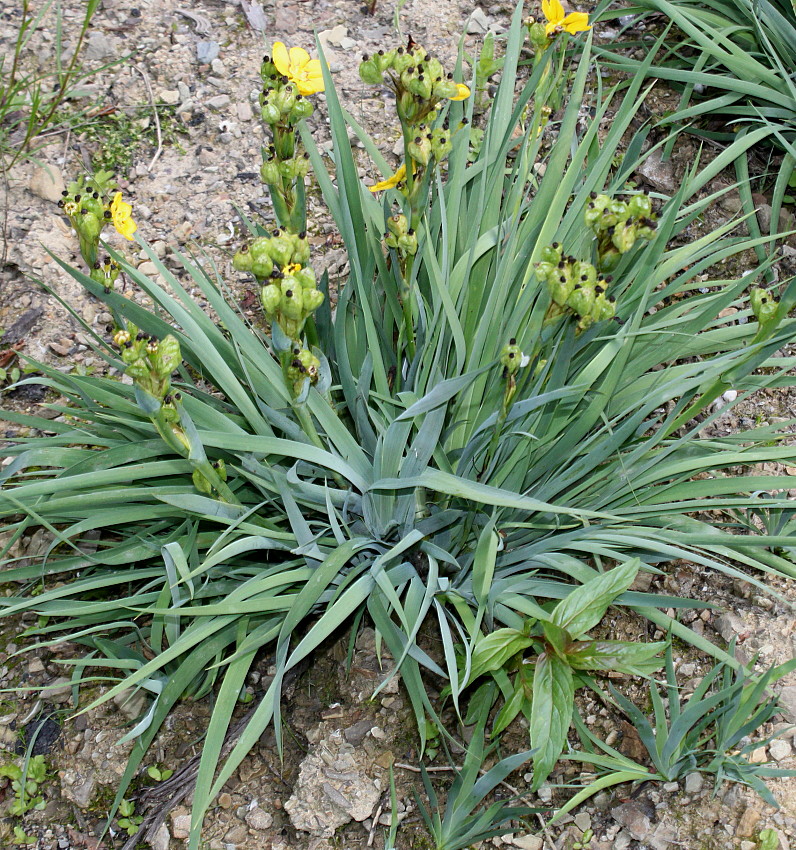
1, 3, 796, 845
462, 560, 665, 788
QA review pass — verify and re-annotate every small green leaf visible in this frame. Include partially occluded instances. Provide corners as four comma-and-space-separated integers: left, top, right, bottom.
551, 560, 639, 639
542, 621, 570, 660
566, 640, 666, 677
466, 628, 533, 686
530, 652, 575, 790
757, 828, 779, 850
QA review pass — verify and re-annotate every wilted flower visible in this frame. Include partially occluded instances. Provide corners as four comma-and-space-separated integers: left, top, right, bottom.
542, 0, 591, 36
369, 164, 407, 192
272, 42, 325, 96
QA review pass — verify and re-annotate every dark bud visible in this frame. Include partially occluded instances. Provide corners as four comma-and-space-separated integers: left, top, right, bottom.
426, 133, 432, 140
558, 261, 566, 268
415, 136, 422, 143
57, 200, 64, 207
595, 285, 604, 294
362, 53, 369, 60
285, 289, 293, 298
589, 191, 597, 199
93, 262, 101, 269
608, 295, 616, 303
291, 359, 301, 368
447, 72, 453, 79
378, 49, 384, 55
509, 337, 516, 345
80, 208, 88, 215
580, 274, 588, 281
164, 393, 173, 404
606, 225, 615, 235
136, 332, 146, 340
508, 352, 515, 358
92, 191, 99, 198
574, 284, 582, 290
104, 210, 112, 219
605, 275, 613, 283
298, 230, 306, 239
407, 228, 415, 235
552, 242, 560, 249
174, 392, 182, 401
295, 93, 303, 100
74, 194, 81, 202
61, 190, 68, 197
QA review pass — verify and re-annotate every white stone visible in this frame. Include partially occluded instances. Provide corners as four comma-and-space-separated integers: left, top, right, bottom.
29, 166, 66, 202
769, 738, 792, 761
511, 835, 543, 850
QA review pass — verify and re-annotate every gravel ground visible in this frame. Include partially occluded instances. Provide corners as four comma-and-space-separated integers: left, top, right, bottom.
2, 0, 796, 848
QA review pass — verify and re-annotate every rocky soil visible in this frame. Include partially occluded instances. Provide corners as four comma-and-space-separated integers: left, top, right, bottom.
2, 0, 796, 848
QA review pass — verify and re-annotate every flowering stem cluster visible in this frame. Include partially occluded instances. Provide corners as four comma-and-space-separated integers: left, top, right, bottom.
536, 245, 616, 331
57, 170, 137, 287
112, 323, 235, 500
233, 229, 325, 401
360, 41, 471, 361
585, 192, 657, 271
258, 44, 323, 232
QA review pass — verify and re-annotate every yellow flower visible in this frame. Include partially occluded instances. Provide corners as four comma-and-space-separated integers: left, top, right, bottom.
110, 192, 137, 240
369, 163, 407, 192
272, 42, 325, 96
541, 0, 591, 36
450, 83, 471, 101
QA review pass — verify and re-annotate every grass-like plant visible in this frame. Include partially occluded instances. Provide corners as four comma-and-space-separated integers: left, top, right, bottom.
556, 643, 796, 819
592, 0, 796, 234
0, 0, 114, 170
2, 4, 796, 845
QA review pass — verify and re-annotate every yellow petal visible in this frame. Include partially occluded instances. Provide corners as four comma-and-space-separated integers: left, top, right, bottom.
542, 0, 564, 23
115, 217, 137, 240
272, 42, 290, 76
450, 83, 471, 101
561, 11, 591, 32
288, 46, 311, 71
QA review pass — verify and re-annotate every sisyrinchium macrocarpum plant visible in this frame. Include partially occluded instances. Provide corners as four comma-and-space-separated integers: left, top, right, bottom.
3, 3, 796, 845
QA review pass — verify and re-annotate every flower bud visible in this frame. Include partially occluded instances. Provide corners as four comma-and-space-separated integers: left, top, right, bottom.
288, 231, 311, 264
590, 292, 615, 323
289, 97, 314, 122
386, 213, 409, 237
397, 231, 418, 255
294, 266, 316, 288
430, 129, 452, 161
500, 341, 523, 375
268, 235, 294, 266
359, 56, 384, 85
527, 21, 548, 50
539, 243, 563, 265
155, 335, 181, 379
749, 286, 778, 323
261, 283, 281, 315
566, 283, 595, 316
548, 270, 574, 306
260, 158, 281, 186
280, 280, 305, 320
233, 244, 254, 273
261, 102, 282, 125
303, 288, 324, 313
611, 222, 636, 254
192, 468, 213, 495
626, 194, 653, 219
584, 194, 610, 229
273, 85, 297, 115
408, 133, 432, 165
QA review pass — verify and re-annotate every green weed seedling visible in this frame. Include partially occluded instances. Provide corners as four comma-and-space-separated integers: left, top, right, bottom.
147, 765, 174, 782
0, 754, 47, 816
11, 826, 36, 846
116, 798, 143, 836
